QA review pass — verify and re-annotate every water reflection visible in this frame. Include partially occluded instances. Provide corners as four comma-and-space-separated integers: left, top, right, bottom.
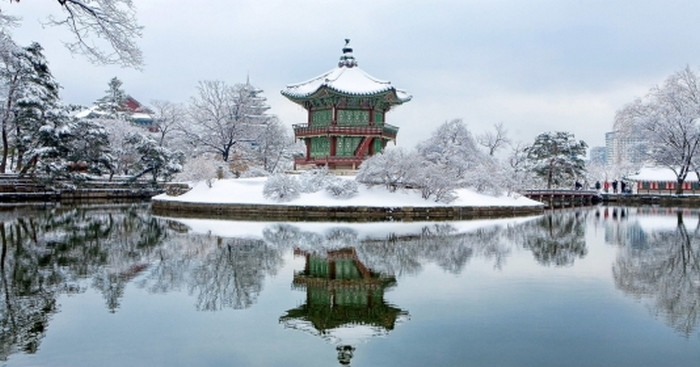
604, 207, 700, 337
517, 211, 588, 266
0, 204, 165, 359
0, 205, 698, 364
280, 248, 408, 366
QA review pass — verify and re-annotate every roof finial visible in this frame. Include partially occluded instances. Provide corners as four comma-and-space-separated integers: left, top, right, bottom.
338, 39, 357, 68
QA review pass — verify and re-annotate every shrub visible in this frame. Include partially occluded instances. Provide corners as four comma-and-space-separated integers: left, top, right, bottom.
263, 174, 301, 203
325, 178, 359, 199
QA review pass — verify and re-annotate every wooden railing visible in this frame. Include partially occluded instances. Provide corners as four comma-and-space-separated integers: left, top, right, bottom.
523, 189, 602, 208
292, 123, 399, 138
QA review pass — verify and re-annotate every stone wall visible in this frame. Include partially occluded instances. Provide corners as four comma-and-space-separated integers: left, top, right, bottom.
151, 199, 544, 222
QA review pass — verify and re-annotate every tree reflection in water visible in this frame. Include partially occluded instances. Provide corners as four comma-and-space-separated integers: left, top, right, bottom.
1, 205, 697, 364
611, 208, 700, 337
0, 204, 166, 359
517, 210, 588, 266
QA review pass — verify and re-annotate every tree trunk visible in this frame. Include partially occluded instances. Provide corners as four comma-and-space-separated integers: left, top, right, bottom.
0, 124, 7, 174
676, 178, 684, 195
15, 124, 22, 172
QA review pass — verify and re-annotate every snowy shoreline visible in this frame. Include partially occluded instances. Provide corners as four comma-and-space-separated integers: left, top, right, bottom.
151, 177, 545, 221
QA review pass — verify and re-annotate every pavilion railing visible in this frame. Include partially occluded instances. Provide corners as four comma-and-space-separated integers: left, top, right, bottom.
292, 123, 399, 139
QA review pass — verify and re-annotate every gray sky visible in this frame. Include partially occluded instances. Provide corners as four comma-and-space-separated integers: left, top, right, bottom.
6, 1, 700, 150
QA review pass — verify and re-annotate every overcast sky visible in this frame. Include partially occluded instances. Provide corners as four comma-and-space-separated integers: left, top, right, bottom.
6, 1, 700, 150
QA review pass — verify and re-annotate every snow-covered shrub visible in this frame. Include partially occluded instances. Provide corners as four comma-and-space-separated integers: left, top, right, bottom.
263, 174, 301, 203
299, 166, 332, 193
240, 166, 270, 178
325, 178, 359, 199
411, 160, 458, 203
464, 157, 504, 196
356, 148, 419, 191
176, 153, 223, 187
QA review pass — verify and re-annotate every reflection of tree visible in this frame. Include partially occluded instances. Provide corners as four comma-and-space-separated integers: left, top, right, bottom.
190, 237, 282, 311
518, 211, 587, 266
0, 220, 60, 360
263, 223, 513, 277
0, 205, 169, 359
613, 211, 700, 336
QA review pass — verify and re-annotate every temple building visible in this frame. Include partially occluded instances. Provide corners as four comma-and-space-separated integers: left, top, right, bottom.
281, 40, 412, 170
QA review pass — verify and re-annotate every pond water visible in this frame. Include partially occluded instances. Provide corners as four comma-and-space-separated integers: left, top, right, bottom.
0, 204, 698, 367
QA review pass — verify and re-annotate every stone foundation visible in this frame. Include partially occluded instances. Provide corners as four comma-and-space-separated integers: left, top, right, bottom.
151, 199, 544, 222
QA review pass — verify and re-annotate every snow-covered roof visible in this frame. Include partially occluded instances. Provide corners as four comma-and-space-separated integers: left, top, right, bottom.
74, 106, 105, 119
626, 166, 699, 182
131, 113, 153, 120
281, 42, 412, 104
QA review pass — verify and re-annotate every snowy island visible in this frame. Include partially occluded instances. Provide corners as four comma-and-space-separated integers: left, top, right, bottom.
151, 176, 544, 221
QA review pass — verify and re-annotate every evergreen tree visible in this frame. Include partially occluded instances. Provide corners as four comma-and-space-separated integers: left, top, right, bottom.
95, 77, 128, 119
125, 132, 183, 183
13, 42, 62, 172
524, 131, 588, 189
0, 34, 23, 172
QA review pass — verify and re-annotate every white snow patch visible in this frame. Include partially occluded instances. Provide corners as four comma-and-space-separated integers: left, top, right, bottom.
153, 176, 542, 208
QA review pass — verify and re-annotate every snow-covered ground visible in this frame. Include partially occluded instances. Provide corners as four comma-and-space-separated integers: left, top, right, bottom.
153, 177, 543, 208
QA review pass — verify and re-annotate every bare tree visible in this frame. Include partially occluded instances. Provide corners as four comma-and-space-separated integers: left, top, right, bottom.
8, 0, 143, 68
477, 122, 511, 156
185, 80, 271, 163
150, 100, 185, 147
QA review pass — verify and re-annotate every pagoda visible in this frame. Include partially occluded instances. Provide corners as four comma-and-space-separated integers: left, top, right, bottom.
281, 40, 412, 170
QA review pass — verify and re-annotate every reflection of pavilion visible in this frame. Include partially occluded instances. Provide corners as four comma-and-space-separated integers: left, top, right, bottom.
280, 247, 408, 365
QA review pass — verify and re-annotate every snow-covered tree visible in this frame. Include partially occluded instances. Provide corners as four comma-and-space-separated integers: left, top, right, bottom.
7, 0, 143, 68
524, 131, 588, 189
411, 159, 458, 203
185, 80, 273, 164
263, 173, 300, 203
614, 66, 700, 194
356, 147, 421, 192
253, 116, 292, 173
12, 43, 63, 172
176, 153, 227, 187
95, 77, 128, 120
0, 34, 24, 172
102, 117, 140, 175
21, 115, 114, 181
416, 119, 485, 182
124, 132, 184, 183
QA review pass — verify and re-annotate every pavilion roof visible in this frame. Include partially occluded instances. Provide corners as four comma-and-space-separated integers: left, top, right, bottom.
281, 41, 411, 105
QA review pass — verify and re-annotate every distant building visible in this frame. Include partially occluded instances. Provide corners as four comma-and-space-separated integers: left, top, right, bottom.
281, 40, 412, 170
626, 166, 700, 194
75, 95, 155, 128
589, 146, 606, 164
605, 130, 647, 168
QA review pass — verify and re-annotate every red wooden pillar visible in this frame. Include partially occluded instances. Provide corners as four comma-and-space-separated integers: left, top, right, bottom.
305, 138, 311, 159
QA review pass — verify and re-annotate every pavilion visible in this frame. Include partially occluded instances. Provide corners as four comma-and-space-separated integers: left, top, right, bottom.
281, 40, 411, 170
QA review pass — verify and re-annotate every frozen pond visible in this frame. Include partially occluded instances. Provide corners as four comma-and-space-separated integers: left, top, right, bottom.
0, 204, 698, 366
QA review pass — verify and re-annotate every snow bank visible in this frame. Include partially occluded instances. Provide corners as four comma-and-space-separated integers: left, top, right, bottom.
153, 177, 543, 208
